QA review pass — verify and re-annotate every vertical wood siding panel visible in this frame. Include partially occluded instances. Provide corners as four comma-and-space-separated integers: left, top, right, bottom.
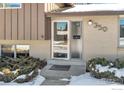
12, 9, 18, 40
18, 4, 24, 40
0, 10, 5, 39
5, 9, 11, 40
25, 3, 31, 40
31, 3, 37, 40
38, 4, 45, 40
45, 17, 51, 40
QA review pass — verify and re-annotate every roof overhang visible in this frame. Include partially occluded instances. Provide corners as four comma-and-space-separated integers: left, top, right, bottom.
46, 11, 124, 17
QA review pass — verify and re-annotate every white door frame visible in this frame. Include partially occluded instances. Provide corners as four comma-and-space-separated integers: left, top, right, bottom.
51, 20, 70, 60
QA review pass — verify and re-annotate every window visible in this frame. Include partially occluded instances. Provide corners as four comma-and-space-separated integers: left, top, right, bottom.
57, 22, 68, 31
0, 3, 21, 9
16, 45, 30, 58
1, 45, 30, 58
120, 19, 124, 46
1, 45, 15, 57
4, 3, 21, 9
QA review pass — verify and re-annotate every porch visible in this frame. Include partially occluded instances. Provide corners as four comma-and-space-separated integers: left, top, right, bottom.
40, 59, 85, 85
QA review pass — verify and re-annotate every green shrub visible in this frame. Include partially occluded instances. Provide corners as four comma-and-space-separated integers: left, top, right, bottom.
113, 59, 124, 69
3, 73, 16, 83
87, 57, 109, 72
15, 69, 38, 83
0, 74, 4, 81
87, 57, 124, 84
0, 56, 47, 83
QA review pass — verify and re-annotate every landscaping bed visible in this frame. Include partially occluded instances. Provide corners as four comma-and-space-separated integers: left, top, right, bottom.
0, 56, 47, 84
87, 57, 124, 84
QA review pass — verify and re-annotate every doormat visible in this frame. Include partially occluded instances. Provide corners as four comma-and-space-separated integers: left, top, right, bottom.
49, 65, 71, 71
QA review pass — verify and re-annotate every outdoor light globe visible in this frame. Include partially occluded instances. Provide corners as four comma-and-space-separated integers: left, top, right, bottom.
88, 20, 93, 25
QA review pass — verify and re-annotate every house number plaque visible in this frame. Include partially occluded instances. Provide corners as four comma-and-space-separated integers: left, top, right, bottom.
91, 21, 108, 32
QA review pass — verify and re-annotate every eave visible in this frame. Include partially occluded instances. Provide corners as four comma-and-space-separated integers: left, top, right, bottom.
46, 11, 124, 17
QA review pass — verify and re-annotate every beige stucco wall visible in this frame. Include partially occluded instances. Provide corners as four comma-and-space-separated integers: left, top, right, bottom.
83, 16, 119, 61
51, 15, 124, 62
0, 40, 50, 59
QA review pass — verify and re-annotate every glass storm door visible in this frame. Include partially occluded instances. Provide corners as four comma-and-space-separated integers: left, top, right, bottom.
52, 21, 70, 60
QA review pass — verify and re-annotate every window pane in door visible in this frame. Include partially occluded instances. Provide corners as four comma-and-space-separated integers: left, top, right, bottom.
71, 22, 82, 59
1, 45, 14, 57
52, 21, 69, 59
54, 22, 68, 45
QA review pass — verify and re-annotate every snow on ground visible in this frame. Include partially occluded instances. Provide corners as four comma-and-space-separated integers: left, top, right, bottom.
59, 78, 70, 81
115, 68, 124, 78
16, 75, 27, 79
95, 65, 118, 73
0, 70, 45, 85
0, 71, 4, 75
69, 73, 120, 85
96, 64, 124, 78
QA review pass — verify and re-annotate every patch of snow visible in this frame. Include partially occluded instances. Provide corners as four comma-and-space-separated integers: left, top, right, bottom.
28, 71, 34, 76
33, 75, 45, 85
60, 78, 70, 81
91, 68, 95, 71
63, 4, 124, 12
96, 65, 118, 73
69, 73, 120, 85
0, 69, 45, 85
96, 65, 109, 72
109, 68, 118, 73
110, 63, 113, 66
16, 75, 26, 79
12, 70, 17, 74
115, 68, 124, 78
0, 71, 4, 75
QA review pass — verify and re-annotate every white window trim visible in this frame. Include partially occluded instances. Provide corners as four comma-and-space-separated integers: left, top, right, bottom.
119, 17, 124, 47
14, 45, 16, 58
51, 20, 70, 60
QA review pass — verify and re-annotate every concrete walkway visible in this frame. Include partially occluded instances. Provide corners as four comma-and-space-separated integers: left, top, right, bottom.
42, 79, 69, 85
40, 64, 85, 85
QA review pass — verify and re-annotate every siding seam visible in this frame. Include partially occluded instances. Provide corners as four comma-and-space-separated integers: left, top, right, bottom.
30, 4, 32, 40
17, 9, 18, 40
11, 9, 12, 40
4, 10, 6, 40
37, 4, 38, 40
23, 4, 25, 40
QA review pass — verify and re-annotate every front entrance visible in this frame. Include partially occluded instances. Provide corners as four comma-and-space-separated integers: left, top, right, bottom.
51, 20, 82, 60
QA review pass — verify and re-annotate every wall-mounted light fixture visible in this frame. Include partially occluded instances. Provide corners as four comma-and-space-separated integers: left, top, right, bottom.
88, 19, 108, 32
88, 20, 93, 25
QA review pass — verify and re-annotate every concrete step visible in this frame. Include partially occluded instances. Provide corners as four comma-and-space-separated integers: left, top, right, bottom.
47, 59, 86, 66
40, 64, 86, 79
42, 79, 69, 85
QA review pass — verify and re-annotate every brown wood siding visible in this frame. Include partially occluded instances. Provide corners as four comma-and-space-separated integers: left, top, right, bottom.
24, 3, 31, 40
45, 17, 51, 40
0, 10, 5, 39
18, 4, 24, 40
12, 9, 18, 40
31, 3, 37, 40
0, 3, 47, 40
5, 9, 12, 40
38, 4, 45, 40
